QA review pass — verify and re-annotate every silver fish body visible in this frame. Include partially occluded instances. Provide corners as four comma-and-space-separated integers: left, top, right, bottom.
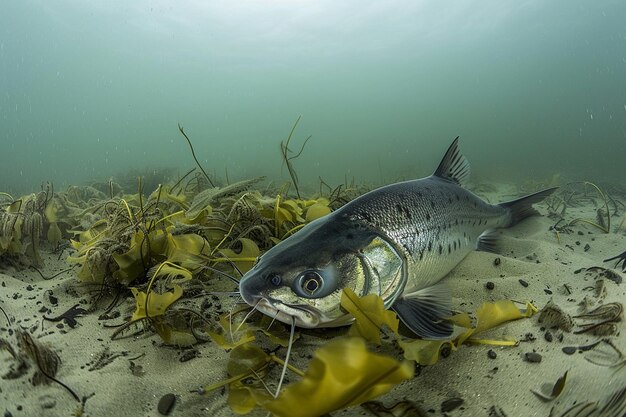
336, 175, 510, 294
239, 138, 556, 338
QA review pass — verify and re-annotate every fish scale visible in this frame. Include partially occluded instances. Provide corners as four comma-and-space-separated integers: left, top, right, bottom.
239, 138, 557, 338
342, 176, 509, 292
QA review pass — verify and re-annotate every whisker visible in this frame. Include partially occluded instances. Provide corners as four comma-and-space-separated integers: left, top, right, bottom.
235, 301, 260, 333
274, 316, 296, 398
266, 311, 279, 332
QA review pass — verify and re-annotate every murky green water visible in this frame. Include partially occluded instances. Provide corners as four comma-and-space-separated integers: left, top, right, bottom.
1, 0, 625, 194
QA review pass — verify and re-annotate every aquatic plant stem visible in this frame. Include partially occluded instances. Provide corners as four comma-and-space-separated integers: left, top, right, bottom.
280, 115, 312, 199
178, 123, 215, 187
0, 192, 14, 201
170, 167, 196, 194
270, 353, 305, 377
210, 223, 237, 256
0, 305, 10, 326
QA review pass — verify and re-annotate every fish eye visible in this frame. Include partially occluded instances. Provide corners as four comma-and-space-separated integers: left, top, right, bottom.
270, 274, 282, 286
299, 270, 323, 295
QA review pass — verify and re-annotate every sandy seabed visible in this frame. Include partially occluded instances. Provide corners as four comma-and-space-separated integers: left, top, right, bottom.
1, 183, 625, 417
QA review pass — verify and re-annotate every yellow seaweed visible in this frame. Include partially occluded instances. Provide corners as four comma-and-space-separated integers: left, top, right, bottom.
262, 337, 413, 417
218, 238, 260, 274
400, 299, 538, 365
305, 201, 331, 222
130, 284, 183, 321
207, 313, 256, 351
46, 222, 62, 247
339, 289, 537, 365
341, 287, 399, 345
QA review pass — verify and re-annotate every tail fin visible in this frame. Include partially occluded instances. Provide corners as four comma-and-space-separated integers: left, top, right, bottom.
499, 187, 558, 227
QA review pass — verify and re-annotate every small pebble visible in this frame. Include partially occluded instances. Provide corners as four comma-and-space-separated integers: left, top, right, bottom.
584, 243, 591, 252
493, 257, 501, 266
441, 397, 464, 413
4, 411, 13, 417
485, 281, 495, 290
524, 352, 542, 363
562, 346, 577, 355
519, 279, 529, 288
487, 349, 497, 359
157, 393, 177, 416
544, 331, 553, 342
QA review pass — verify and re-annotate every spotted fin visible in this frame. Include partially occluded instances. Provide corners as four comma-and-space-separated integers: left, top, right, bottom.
432, 137, 470, 187
391, 284, 453, 339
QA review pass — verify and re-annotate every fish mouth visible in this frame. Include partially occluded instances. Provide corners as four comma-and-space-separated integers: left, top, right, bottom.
255, 298, 321, 328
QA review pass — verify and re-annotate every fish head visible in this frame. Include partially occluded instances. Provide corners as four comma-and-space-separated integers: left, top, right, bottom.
239, 214, 388, 328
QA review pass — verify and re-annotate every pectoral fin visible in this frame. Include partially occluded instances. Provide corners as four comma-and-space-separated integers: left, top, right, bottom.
391, 284, 453, 340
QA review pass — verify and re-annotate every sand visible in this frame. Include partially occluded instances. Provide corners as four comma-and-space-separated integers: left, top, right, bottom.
1, 183, 625, 417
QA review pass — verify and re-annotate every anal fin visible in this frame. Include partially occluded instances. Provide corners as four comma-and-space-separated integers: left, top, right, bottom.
476, 229, 502, 253
391, 284, 453, 340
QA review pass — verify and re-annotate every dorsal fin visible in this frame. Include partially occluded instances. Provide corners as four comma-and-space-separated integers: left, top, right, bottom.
433, 137, 470, 186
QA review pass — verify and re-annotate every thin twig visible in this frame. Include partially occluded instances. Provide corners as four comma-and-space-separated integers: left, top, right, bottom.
178, 124, 215, 187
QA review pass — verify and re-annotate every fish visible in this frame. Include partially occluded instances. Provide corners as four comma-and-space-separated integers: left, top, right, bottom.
239, 138, 557, 339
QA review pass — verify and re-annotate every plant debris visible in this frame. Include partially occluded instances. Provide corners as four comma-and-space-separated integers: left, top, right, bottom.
538, 300, 574, 331
551, 384, 626, 417
15, 330, 80, 401
43, 304, 88, 328
361, 399, 428, 416
584, 266, 623, 285
583, 339, 626, 370
441, 397, 464, 412
531, 370, 567, 401
604, 251, 626, 272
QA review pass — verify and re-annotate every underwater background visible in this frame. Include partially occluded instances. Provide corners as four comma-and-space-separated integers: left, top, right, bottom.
1, 0, 625, 194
